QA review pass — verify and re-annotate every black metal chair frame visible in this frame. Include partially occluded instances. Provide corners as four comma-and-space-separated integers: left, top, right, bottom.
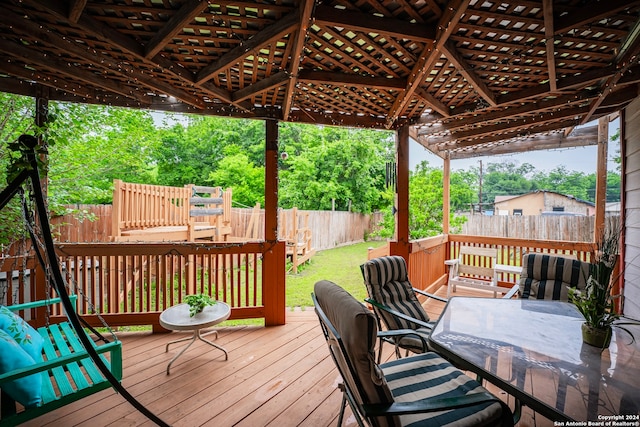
360, 262, 447, 363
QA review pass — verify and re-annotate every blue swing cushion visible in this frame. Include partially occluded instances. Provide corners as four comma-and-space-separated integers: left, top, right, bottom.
0, 306, 44, 407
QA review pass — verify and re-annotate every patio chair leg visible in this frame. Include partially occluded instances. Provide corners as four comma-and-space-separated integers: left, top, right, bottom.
337, 384, 347, 426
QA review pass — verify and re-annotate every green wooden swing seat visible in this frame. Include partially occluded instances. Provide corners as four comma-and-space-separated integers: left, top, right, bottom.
0, 295, 122, 426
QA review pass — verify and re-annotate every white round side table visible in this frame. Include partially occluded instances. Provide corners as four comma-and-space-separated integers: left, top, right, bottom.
159, 302, 230, 374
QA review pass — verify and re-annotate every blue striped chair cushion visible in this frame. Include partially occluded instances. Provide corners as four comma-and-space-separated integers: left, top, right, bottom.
381, 352, 505, 426
519, 253, 590, 300
314, 280, 398, 426
363, 256, 431, 332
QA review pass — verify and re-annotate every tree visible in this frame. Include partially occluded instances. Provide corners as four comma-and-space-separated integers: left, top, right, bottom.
208, 148, 265, 207
375, 161, 468, 239
480, 162, 536, 207
47, 104, 159, 204
0, 93, 37, 245
278, 126, 393, 213
450, 170, 477, 212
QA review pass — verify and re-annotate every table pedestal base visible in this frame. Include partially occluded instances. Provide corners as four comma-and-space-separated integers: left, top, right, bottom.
165, 329, 228, 374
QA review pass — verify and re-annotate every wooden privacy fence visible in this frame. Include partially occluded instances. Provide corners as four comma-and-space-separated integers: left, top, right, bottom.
461, 214, 595, 241
52, 205, 381, 251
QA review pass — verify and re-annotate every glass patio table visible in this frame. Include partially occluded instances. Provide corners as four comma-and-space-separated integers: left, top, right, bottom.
428, 297, 640, 423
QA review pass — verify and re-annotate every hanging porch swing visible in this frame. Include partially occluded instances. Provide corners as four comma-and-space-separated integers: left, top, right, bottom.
0, 135, 168, 426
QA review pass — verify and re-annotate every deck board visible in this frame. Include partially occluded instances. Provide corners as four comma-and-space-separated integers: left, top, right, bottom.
19, 289, 554, 427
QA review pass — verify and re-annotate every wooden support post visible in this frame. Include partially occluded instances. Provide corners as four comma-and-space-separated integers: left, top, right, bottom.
392, 125, 411, 263
617, 110, 627, 314
263, 119, 286, 325
595, 116, 608, 243
443, 153, 451, 235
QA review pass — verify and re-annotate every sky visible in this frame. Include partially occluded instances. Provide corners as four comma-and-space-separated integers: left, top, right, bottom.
409, 118, 621, 174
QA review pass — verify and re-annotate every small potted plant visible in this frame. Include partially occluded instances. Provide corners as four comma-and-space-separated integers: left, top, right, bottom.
568, 220, 638, 347
184, 294, 217, 317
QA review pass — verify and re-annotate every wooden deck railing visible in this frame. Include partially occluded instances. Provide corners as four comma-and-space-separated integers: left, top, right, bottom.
407, 234, 597, 293
1, 241, 285, 328
2, 234, 603, 329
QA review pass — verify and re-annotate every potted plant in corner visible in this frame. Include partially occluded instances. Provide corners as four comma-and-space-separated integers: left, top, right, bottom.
184, 293, 217, 317
568, 220, 639, 348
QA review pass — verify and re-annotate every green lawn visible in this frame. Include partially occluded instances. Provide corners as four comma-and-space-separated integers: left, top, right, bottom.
286, 240, 387, 309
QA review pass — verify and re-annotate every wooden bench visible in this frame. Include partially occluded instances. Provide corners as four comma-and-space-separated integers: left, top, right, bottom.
111, 180, 232, 242
281, 207, 315, 273
445, 246, 516, 298
0, 296, 122, 426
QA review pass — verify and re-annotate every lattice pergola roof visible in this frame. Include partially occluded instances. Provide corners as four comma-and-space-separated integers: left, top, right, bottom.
1, 0, 639, 158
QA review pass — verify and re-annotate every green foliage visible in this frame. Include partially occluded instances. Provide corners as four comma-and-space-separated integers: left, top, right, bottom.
0, 91, 624, 247
409, 162, 446, 238
184, 293, 217, 317
374, 162, 470, 239
208, 151, 265, 207
278, 125, 394, 213
479, 162, 536, 206
568, 221, 638, 339
47, 104, 159, 205
532, 166, 589, 200
153, 116, 262, 187
0, 94, 36, 245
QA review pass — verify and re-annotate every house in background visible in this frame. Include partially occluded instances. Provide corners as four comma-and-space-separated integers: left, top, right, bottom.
493, 190, 595, 216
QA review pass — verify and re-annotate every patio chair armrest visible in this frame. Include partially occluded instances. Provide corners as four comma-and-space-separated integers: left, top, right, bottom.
502, 284, 520, 299
365, 298, 433, 329
413, 287, 447, 302
494, 264, 522, 275
444, 259, 459, 266
377, 329, 429, 352
362, 391, 501, 416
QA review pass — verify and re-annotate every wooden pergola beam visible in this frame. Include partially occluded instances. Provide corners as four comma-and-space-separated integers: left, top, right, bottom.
417, 92, 596, 137
581, 17, 640, 124
444, 127, 599, 159
68, 0, 87, 23
442, 40, 497, 107
233, 71, 290, 102
415, 88, 451, 117
554, 0, 640, 35
0, 63, 107, 103
144, 0, 209, 59
0, 39, 147, 103
297, 70, 407, 90
287, 109, 388, 129
20, 0, 237, 107
440, 105, 591, 143
387, 0, 471, 127
282, 0, 315, 121
195, 9, 299, 85
313, 5, 435, 43
543, 0, 557, 92
594, 117, 609, 241
413, 123, 599, 159
0, 9, 206, 109
453, 118, 590, 149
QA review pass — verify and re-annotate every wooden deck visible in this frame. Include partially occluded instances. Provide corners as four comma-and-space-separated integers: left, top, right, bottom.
20, 288, 553, 427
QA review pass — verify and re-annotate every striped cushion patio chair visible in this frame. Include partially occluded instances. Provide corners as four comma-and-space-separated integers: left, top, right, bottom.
312, 280, 513, 427
518, 253, 590, 301
361, 256, 446, 361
